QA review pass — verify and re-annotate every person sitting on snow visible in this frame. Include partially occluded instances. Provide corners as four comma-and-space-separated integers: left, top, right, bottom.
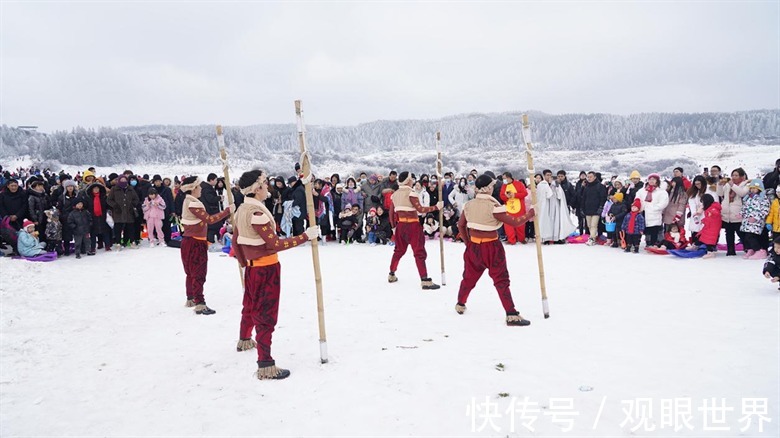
17, 219, 47, 257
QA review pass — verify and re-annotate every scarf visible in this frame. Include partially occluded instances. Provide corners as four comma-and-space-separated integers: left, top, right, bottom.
644, 184, 656, 203
92, 191, 102, 217
628, 211, 639, 234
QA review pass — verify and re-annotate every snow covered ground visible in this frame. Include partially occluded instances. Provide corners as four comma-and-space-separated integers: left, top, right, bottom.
1, 239, 778, 436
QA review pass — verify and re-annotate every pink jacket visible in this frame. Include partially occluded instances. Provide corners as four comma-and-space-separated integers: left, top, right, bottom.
142, 197, 166, 221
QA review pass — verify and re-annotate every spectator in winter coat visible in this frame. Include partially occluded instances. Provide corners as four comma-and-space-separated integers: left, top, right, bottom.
287, 177, 307, 236
426, 177, 440, 207
85, 183, 112, 252
580, 172, 608, 245
423, 213, 439, 239
767, 193, 780, 240
662, 177, 689, 231
152, 175, 175, 244
606, 193, 627, 247
686, 176, 707, 241
449, 178, 471, 215
693, 194, 722, 258
0, 179, 28, 230
338, 204, 358, 243
374, 205, 393, 244
499, 172, 529, 244
361, 174, 382, 213
27, 180, 50, 241
762, 158, 780, 195
574, 171, 588, 235
68, 199, 92, 258
673, 167, 692, 191
717, 168, 749, 256
143, 188, 167, 245
622, 170, 644, 210
635, 173, 669, 247
107, 175, 140, 248
763, 236, 780, 290
44, 209, 63, 254
621, 199, 645, 253
199, 173, 222, 243
17, 219, 46, 257
57, 180, 81, 255
556, 170, 576, 212
740, 179, 770, 260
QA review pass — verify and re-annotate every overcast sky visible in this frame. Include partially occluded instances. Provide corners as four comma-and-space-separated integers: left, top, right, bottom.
1, 1, 778, 132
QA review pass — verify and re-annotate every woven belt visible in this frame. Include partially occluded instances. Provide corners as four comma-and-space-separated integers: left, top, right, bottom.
470, 236, 498, 244
247, 254, 279, 267
397, 217, 418, 223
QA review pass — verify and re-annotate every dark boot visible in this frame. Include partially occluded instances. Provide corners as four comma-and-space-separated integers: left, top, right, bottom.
633, 245, 639, 253
256, 360, 291, 380
194, 304, 216, 315
421, 277, 440, 290
506, 312, 531, 326
388, 271, 398, 283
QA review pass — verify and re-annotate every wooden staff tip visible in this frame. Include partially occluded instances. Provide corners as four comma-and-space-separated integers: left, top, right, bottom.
216, 125, 223, 135
294, 100, 302, 113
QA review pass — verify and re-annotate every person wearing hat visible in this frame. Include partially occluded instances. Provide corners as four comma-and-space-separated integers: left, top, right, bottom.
80, 170, 96, 192
455, 173, 535, 326
634, 173, 668, 247
233, 169, 318, 380
27, 179, 51, 241
17, 219, 47, 257
0, 178, 28, 230
498, 172, 529, 245
106, 174, 140, 249
178, 176, 233, 315
68, 198, 93, 258
623, 170, 644, 208
740, 179, 770, 259
388, 171, 443, 290
621, 199, 646, 253
57, 179, 80, 256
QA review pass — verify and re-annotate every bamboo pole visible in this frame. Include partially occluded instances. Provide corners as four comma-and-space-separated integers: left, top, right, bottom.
521, 114, 550, 319
294, 100, 329, 363
436, 131, 446, 286
216, 125, 244, 288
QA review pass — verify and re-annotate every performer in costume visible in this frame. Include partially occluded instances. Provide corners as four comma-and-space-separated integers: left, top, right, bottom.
498, 172, 529, 244
233, 170, 318, 380
456, 174, 535, 326
388, 171, 443, 290
179, 176, 232, 315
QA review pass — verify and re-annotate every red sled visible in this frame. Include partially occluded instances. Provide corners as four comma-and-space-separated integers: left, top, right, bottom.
646, 247, 669, 255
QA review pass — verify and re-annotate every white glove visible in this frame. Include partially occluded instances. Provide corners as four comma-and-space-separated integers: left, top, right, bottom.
435, 201, 444, 210
304, 226, 319, 240
300, 173, 312, 185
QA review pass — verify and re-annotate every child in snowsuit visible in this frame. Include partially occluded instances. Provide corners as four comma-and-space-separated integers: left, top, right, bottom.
365, 207, 380, 245
423, 214, 439, 239
68, 199, 93, 258
763, 236, 780, 290
338, 204, 358, 244
606, 193, 627, 247
44, 209, 63, 255
621, 199, 645, 253
142, 187, 167, 246
767, 194, 780, 242
741, 179, 771, 260
657, 223, 688, 250
690, 193, 722, 259
17, 219, 47, 257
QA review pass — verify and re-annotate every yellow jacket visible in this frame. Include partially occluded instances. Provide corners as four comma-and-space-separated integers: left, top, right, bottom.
767, 198, 780, 232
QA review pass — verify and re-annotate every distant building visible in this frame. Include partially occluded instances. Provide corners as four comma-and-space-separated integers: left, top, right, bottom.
17, 126, 38, 132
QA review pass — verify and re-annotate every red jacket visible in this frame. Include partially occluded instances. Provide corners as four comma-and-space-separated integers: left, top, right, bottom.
698, 203, 722, 245
663, 229, 688, 249
499, 180, 528, 215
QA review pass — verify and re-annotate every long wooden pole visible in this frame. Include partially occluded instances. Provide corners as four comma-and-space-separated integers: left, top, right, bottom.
216, 125, 244, 288
521, 114, 550, 319
436, 131, 446, 286
294, 100, 329, 364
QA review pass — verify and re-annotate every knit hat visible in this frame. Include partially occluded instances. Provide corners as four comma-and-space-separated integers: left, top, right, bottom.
613, 192, 624, 202
647, 173, 661, 183
152, 174, 162, 183
631, 198, 642, 210
22, 219, 35, 230
748, 178, 764, 191
629, 170, 641, 179
83, 170, 95, 179
63, 179, 78, 189
369, 207, 377, 215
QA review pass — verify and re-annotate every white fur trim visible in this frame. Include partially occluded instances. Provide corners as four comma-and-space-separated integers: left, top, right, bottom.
180, 177, 201, 193
251, 213, 270, 225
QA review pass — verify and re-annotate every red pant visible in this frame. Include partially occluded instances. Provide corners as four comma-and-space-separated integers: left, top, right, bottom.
239, 263, 281, 364
390, 221, 428, 277
457, 240, 517, 314
504, 215, 526, 244
180, 237, 208, 304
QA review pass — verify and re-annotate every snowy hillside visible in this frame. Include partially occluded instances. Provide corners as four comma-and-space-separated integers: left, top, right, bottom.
1, 240, 778, 436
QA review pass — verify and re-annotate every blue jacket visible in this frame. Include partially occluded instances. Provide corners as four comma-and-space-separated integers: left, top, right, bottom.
621, 212, 646, 235
17, 229, 46, 257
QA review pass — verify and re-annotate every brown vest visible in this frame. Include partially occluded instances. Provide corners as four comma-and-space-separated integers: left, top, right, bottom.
181, 195, 205, 226
391, 185, 417, 212
464, 194, 506, 231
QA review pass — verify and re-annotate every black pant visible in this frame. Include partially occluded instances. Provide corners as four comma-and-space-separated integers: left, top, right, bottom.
626, 234, 641, 247
114, 222, 135, 245
723, 222, 743, 255
644, 226, 662, 246
292, 217, 305, 237
742, 232, 763, 252
162, 215, 172, 243
91, 227, 113, 251
62, 222, 73, 254
73, 234, 87, 254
